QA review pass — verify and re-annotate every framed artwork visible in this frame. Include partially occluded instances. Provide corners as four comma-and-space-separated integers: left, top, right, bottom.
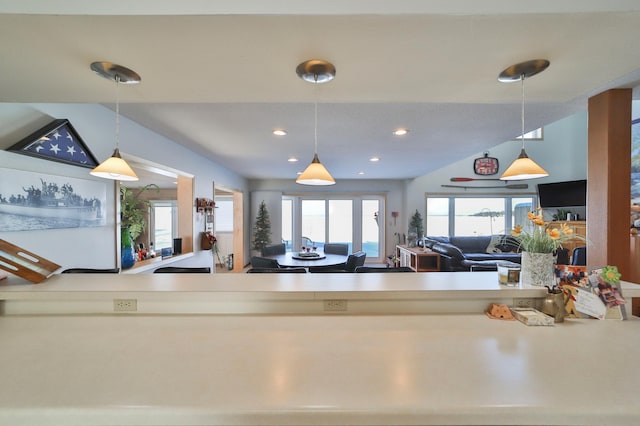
6, 119, 99, 168
0, 167, 106, 231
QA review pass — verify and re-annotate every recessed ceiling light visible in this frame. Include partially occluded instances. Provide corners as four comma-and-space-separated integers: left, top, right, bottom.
288, 157, 298, 162
273, 129, 288, 136
370, 157, 380, 162
358, 171, 365, 175
393, 128, 408, 136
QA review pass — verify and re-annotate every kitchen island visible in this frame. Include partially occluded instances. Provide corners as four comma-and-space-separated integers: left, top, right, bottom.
0, 272, 639, 425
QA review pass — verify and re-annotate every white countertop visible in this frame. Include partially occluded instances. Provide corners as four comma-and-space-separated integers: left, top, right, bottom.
1, 272, 639, 315
0, 313, 639, 425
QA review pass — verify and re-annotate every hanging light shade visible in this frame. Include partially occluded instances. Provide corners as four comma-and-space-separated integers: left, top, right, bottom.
499, 59, 550, 181
295, 59, 336, 186
89, 61, 140, 182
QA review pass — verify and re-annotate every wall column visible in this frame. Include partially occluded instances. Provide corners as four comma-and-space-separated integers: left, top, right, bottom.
587, 89, 631, 275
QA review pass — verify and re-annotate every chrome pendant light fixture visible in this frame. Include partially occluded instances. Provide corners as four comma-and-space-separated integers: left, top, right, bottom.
499, 59, 550, 181
89, 61, 140, 181
295, 59, 336, 186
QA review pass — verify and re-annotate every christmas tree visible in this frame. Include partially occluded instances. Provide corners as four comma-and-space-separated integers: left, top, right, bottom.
408, 209, 424, 246
252, 200, 272, 251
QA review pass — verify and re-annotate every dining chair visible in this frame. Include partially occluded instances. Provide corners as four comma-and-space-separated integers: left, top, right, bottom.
246, 267, 306, 273
323, 243, 349, 256
355, 266, 413, 273
153, 267, 211, 273
309, 251, 366, 273
250, 256, 281, 268
261, 243, 286, 256
61, 268, 120, 273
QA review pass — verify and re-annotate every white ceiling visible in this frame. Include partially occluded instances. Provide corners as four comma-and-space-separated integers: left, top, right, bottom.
2, 1, 640, 181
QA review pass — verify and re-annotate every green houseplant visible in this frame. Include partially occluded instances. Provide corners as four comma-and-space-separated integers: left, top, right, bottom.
120, 184, 159, 241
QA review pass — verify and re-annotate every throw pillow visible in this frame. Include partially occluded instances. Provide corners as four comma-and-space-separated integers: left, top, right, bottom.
486, 235, 504, 253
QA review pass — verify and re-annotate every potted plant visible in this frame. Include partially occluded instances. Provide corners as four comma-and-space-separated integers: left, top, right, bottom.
120, 184, 159, 268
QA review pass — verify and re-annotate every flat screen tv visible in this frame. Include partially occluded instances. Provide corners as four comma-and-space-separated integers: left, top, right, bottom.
537, 180, 587, 208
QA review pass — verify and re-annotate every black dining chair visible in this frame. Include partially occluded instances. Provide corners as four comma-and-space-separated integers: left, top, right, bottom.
246, 267, 306, 273
153, 267, 211, 273
323, 243, 349, 256
355, 266, 413, 273
250, 256, 281, 269
261, 243, 286, 256
61, 268, 120, 273
309, 251, 366, 273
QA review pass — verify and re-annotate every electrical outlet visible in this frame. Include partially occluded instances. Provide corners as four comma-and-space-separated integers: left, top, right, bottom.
114, 299, 137, 312
513, 298, 536, 309
324, 299, 348, 312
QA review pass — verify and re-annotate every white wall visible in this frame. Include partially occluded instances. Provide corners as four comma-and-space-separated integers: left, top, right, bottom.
0, 103, 248, 272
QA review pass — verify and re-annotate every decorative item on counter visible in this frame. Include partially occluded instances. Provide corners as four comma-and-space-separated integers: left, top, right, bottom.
556, 265, 626, 320
554, 265, 588, 318
510, 209, 585, 286
510, 307, 555, 326
485, 303, 515, 320
497, 262, 521, 286
0, 239, 61, 283
540, 286, 567, 323
588, 266, 626, 319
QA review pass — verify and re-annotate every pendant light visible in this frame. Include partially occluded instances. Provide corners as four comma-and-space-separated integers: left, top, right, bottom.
89, 61, 140, 181
499, 59, 550, 181
295, 59, 336, 186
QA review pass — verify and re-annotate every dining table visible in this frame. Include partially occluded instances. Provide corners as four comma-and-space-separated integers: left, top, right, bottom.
265, 251, 348, 268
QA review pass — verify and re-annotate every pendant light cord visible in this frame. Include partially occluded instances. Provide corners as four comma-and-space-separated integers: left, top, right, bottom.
115, 75, 121, 150
313, 73, 319, 155
520, 73, 526, 149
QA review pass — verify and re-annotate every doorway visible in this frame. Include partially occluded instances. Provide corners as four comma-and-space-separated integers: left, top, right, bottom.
214, 184, 244, 273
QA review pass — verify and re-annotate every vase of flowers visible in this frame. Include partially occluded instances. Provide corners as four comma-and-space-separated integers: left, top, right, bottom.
510, 210, 581, 287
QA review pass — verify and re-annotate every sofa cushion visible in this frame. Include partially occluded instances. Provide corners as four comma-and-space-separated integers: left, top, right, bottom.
485, 235, 503, 253
449, 236, 491, 253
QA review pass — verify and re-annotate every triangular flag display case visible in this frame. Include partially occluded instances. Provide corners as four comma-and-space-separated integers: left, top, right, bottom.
7, 119, 99, 168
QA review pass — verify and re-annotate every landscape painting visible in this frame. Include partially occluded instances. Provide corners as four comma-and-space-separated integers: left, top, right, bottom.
0, 168, 106, 231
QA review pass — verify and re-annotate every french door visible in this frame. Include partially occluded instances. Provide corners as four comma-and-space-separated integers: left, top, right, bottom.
284, 195, 384, 263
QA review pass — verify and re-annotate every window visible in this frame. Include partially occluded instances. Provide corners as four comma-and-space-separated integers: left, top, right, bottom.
515, 127, 543, 140
282, 199, 293, 251
150, 200, 178, 250
425, 194, 535, 237
215, 198, 234, 232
